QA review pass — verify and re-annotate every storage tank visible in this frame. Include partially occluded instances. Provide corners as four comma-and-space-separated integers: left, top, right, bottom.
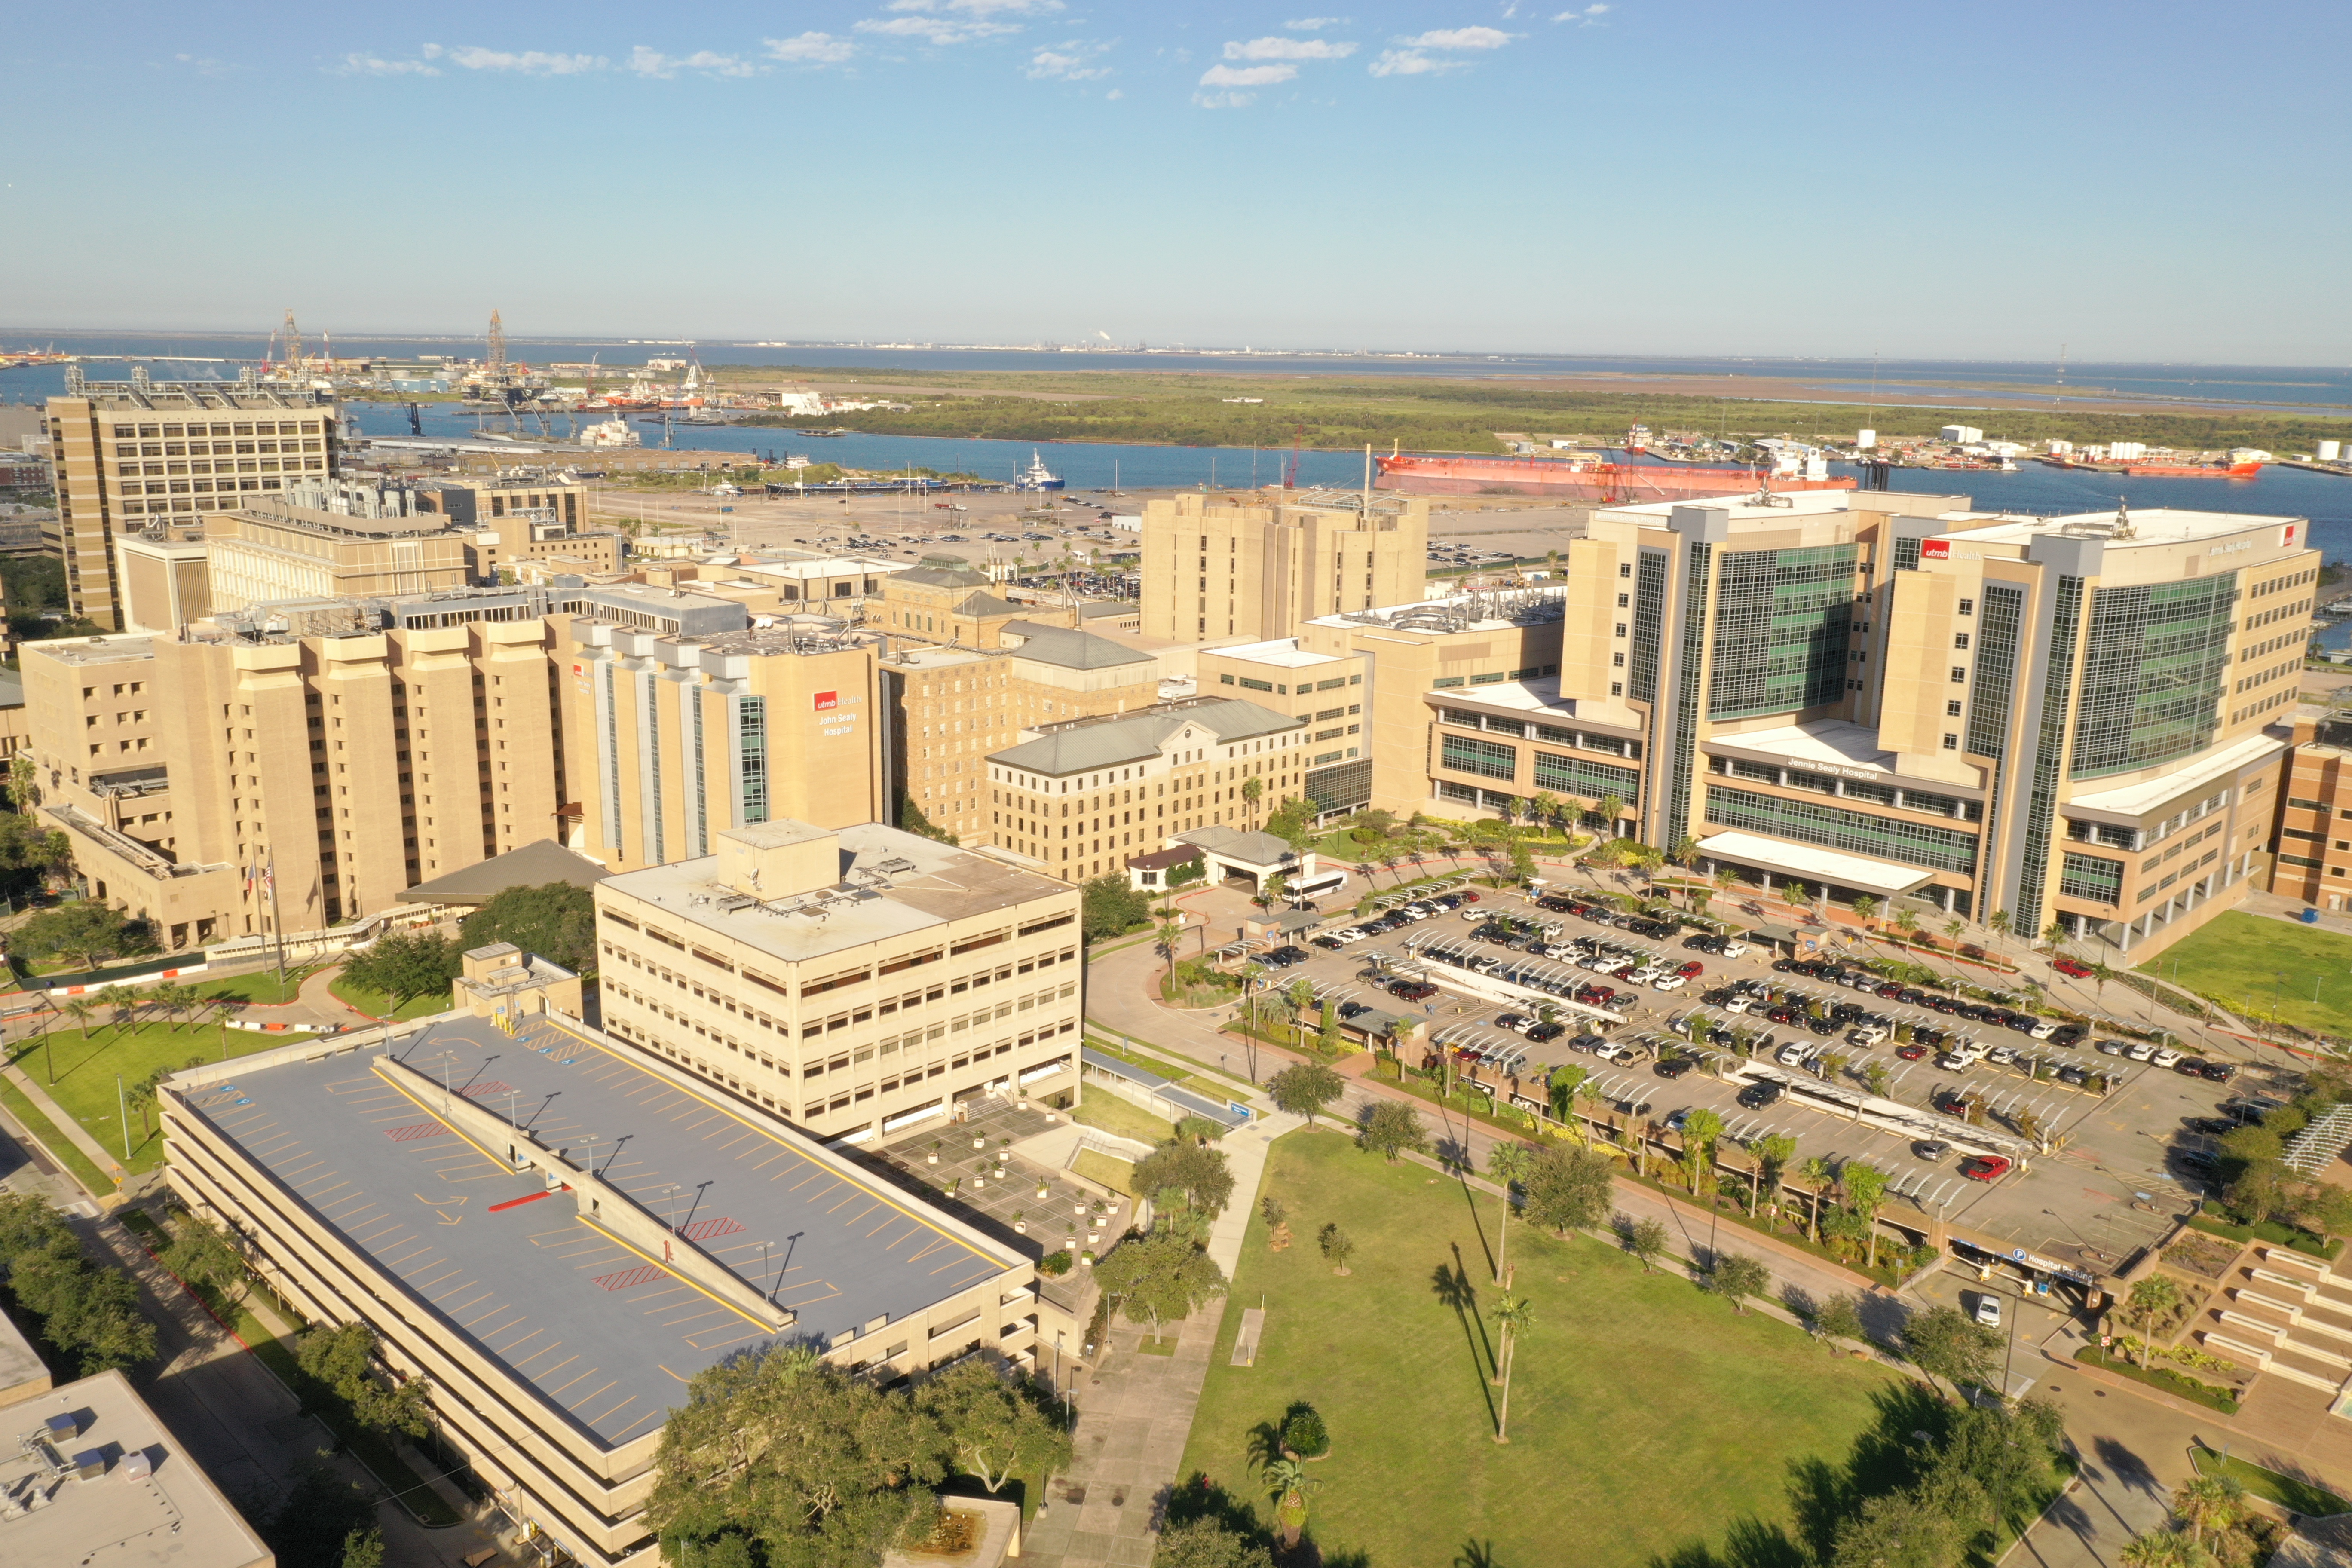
1856, 429, 1877, 450
2320, 440, 2343, 462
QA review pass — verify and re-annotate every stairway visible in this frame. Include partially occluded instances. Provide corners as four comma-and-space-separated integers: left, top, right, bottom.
2210, 1245, 2352, 1403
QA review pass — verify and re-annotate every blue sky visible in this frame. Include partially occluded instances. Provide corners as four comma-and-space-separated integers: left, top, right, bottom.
6, 0, 2347, 362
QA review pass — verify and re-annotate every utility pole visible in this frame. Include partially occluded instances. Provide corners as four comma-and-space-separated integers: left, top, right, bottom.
116, 1073, 131, 1161
265, 855, 287, 996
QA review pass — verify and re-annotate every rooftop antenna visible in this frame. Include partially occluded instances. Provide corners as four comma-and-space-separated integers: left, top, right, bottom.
2113, 496, 2133, 539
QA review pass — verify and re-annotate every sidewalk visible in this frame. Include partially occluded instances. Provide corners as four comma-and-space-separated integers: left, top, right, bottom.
1022, 1081, 1294, 1567
3, 1058, 132, 1197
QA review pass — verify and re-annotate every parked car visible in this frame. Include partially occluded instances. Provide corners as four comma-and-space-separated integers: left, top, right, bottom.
1389, 980, 1439, 1002
1262, 946, 1310, 966
1654, 1057, 1694, 1079
1737, 1081, 1784, 1109
1914, 1139, 1951, 1161
1526, 1022, 1567, 1044
2057, 1065, 2091, 1086
1496, 1013, 1533, 1034
2151, 1048, 2184, 1069
1973, 1293, 2002, 1327
2199, 1060, 2240, 1082
1960, 1155, 2013, 1182
2052, 957, 2092, 978
1896, 1043, 1930, 1060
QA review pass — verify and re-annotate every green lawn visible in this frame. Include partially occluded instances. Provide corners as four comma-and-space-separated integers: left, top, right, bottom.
1072, 1090, 1175, 1148
327, 974, 446, 1022
2138, 911, 2352, 1035
5, 1020, 298, 1174
1179, 1131, 1899, 1568
2192, 1445, 2351, 1515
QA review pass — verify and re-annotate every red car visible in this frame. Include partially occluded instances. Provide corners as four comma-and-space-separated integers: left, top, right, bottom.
1960, 1155, 2012, 1182
1675, 960, 1705, 978
1896, 1043, 1929, 1060
2051, 958, 2092, 978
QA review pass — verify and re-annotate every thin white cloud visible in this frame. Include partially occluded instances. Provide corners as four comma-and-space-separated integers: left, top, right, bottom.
1399, 25, 1514, 49
1105, 86, 1123, 98
888, 0, 1063, 13
335, 52, 438, 76
1225, 36, 1356, 60
1029, 40, 1113, 79
628, 46, 755, 77
1198, 62, 1296, 87
429, 43, 607, 74
765, 31, 854, 64
1552, 3, 1607, 19
1192, 89, 1256, 108
1285, 15, 1344, 27
1368, 49, 1449, 75
857, 14, 1020, 44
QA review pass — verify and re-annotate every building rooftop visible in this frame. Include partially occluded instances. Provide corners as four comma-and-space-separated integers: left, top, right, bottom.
991, 698, 1300, 778
1425, 677, 1644, 732
997, 621, 1153, 671
1210, 638, 1346, 669
2066, 731, 2287, 817
1308, 584, 1565, 638
600, 822, 1067, 967
0, 1369, 272, 1568
1698, 830, 1933, 898
21, 636, 154, 667
402, 838, 611, 906
1711, 720, 1905, 777
172, 1013, 1017, 1451
1176, 824, 1301, 870
1949, 507, 2306, 551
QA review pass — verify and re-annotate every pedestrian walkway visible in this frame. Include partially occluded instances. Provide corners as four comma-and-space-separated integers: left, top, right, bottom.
1022, 1083, 1293, 1567
2, 1059, 129, 1196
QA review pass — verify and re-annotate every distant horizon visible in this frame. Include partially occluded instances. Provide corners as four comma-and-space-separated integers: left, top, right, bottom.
3, 327, 2343, 374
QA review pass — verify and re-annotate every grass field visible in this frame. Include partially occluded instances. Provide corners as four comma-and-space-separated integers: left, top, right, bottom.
2192, 1445, 2351, 1516
1178, 1131, 1898, 1568
5, 1019, 292, 1174
2137, 912, 2352, 1036
327, 974, 446, 1022
1073, 1090, 1175, 1148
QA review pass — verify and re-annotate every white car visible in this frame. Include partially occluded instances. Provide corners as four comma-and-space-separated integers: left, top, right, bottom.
1590, 1041, 1632, 1063
2028, 1020, 2059, 1041
1778, 1041, 1810, 1066
1460, 908, 1486, 920
1651, 974, 1688, 992
1973, 1294, 2001, 1328
1718, 941, 1750, 959
1987, 1046, 2018, 1066
2152, 1048, 2184, 1069
2095, 1039, 2129, 1056
1724, 996, 1756, 1015
1849, 1026, 1889, 1047
2127, 1041, 2157, 1062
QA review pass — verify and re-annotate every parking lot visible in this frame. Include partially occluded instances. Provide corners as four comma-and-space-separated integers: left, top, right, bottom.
1235, 879, 2294, 1277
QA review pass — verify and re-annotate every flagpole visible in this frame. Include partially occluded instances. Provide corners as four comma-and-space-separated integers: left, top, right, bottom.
266, 855, 287, 996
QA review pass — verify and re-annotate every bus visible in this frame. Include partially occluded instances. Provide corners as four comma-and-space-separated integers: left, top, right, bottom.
1286, 868, 1351, 905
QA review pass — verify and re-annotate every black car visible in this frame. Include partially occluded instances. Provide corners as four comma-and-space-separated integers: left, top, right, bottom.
2174, 1148, 2221, 1175
2186, 1116, 2234, 1136
1654, 1057, 1695, 1079
1526, 1022, 1567, 1044
1737, 1081, 1784, 1109
1310, 935, 1346, 950
2200, 1060, 2240, 1083
1262, 946, 1310, 966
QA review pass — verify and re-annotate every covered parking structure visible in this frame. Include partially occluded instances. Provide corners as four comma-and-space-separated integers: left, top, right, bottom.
1696, 830, 1954, 912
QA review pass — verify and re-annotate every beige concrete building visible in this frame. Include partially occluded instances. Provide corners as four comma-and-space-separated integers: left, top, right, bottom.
204, 494, 475, 612
1138, 489, 1429, 643
45, 375, 338, 628
1204, 491, 2310, 959
164, 1009, 1052, 1568
113, 531, 213, 631
595, 818, 1082, 1142
0, 1368, 273, 1568
558, 614, 891, 871
413, 473, 589, 530
2266, 708, 2352, 908
986, 697, 1309, 884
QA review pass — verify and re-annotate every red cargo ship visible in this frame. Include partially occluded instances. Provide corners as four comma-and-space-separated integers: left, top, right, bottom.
1375, 450, 1857, 502
2123, 460, 2263, 478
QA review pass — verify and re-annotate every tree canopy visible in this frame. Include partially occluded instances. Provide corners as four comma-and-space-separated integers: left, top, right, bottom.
1080, 875, 1152, 943
12, 903, 155, 970
460, 881, 598, 974
342, 930, 464, 1009
1095, 1230, 1228, 1333
1132, 1141, 1236, 1234
0, 1194, 156, 1375
1902, 1304, 2003, 1398
1356, 1100, 1428, 1164
1519, 1144, 1614, 1237
1265, 1063, 1345, 1121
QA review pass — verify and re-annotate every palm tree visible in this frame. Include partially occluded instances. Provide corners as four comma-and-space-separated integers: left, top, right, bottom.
1754, 1134, 1798, 1217
1153, 909, 1185, 992
1712, 865, 1739, 905
1591, 793, 1626, 838
1669, 835, 1699, 868
1943, 916, 1966, 948
1485, 1142, 1531, 1286
1987, 908, 2012, 938
2118, 1530, 2195, 1568
2127, 1275, 2180, 1368
1241, 774, 1265, 824
2043, 919, 2071, 953
1261, 1456, 1320, 1550
1491, 1292, 1534, 1444
95, 984, 137, 1038
1782, 880, 1810, 912
6, 753, 37, 813
1851, 894, 1880, 927
1798, 1156, 1835, 1242
2088, 961, 2116, 1005
1893, 906, 1921, 944
2171, 1473, 2242, 1551
57, 997, 95, 1044
1529, 790, 1564, 840
1680, 1106, 1724, 1195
